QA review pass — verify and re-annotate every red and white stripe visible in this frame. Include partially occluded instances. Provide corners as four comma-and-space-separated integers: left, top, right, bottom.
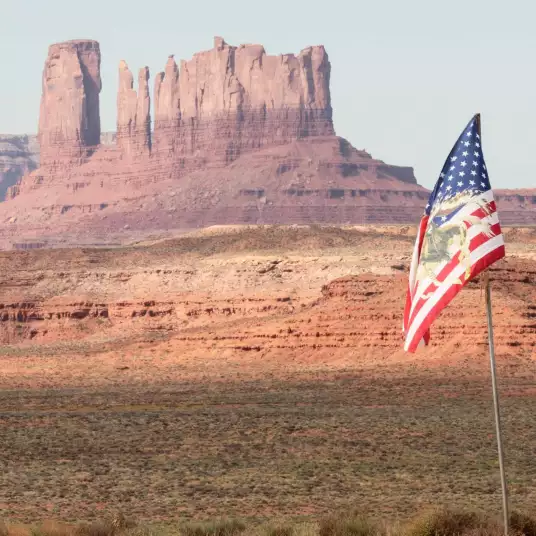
403, 191, 505, 353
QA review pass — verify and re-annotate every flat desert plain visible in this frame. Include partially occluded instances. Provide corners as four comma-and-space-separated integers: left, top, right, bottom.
0, 225, 535, 524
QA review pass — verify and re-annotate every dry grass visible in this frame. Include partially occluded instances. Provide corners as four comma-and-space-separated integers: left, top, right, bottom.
2, 369, 536, 523
318, 511, 379, 536
2, 509, 536, 536
179, 520, 246, 536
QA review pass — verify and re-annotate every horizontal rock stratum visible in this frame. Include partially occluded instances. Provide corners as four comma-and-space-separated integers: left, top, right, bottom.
1, 37, 535, 248
0, 134, 39, 201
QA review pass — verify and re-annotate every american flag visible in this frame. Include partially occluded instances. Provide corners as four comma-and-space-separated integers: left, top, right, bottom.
403, 114, 505, 352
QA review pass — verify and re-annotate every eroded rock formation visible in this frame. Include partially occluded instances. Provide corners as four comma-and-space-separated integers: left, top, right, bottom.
117, 63, 151, 158
150, 36, 334, 169
0, 135, 39, 200
38, 39, 101, 167
8, 36, 338, 201
2, 36, 535, 247
153, 56, 180, 157
0, 226, 534, 358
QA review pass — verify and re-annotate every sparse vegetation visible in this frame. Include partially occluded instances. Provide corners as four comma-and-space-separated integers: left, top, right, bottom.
179, 519, 246, 536
318, 510, 378, 536
2, 369, 536, 523
2, 509, 536, 536
1, 226, 535, 529
402, 508, 482, 536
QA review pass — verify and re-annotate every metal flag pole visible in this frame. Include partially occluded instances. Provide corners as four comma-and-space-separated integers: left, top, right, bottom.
474, 113, 509, 534
484, 272, 509, 535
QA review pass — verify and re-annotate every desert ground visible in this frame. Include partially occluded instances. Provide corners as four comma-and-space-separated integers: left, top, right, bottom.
0, 225, 535, 529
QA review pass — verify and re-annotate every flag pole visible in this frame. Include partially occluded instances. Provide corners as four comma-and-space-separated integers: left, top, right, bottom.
484, 273, 509, 535
476, 113, 509, 535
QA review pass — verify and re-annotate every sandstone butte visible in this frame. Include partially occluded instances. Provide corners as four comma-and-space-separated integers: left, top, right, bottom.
1, 37, 535, 249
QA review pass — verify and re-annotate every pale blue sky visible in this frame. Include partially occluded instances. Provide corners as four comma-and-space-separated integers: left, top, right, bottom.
2, 0, 535, 189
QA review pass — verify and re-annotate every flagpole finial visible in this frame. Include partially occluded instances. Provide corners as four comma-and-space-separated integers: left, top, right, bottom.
474, 113, 481, 135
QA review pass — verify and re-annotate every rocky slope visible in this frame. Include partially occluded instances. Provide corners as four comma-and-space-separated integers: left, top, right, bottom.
0, 132, 118, 204
0, 225, 534, 383
0, 134, 39, 200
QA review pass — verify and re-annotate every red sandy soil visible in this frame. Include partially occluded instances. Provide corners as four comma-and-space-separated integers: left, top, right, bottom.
0, 225, 535, 523
0, 224, 534, 389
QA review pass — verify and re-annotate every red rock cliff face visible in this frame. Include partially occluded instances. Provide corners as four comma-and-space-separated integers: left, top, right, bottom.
10, 37, 536, 244
153, 56, 180, 157
38, 40, 101, 167
0, 135, 39, 200
14, 36, 334, 190
116, 62, 151, 158
152, 36, 334, 171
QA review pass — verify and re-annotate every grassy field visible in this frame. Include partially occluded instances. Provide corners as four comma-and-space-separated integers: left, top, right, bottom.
2, 365, 536, 525
2, 508, 536, 535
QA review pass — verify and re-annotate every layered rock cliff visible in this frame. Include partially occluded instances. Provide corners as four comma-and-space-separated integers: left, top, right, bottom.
116, 63, 151, 158
0, 135, 39, 200
151, 36, 334, 169
2, 36, 535, 247
8, 36, 339, 200
38, 39, 101, 167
